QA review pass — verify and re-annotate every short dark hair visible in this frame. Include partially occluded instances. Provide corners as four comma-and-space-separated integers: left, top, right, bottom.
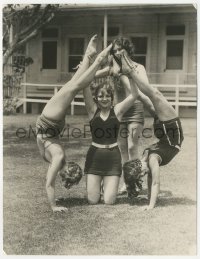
123, 159, 143, 198
112, 37, 135, 60
93, 82, 114, 103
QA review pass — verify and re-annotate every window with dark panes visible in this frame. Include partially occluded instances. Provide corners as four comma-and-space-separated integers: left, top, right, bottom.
12, 46, 26, 72
165, 25, 185, 70
166, 40, 183, 69
131, 37, 147, 67
42, 41, 57, 69
41, 28, 58, 69
68, 38, 84, 72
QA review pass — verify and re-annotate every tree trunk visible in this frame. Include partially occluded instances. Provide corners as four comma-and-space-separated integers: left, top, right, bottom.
3, 49, 13, 74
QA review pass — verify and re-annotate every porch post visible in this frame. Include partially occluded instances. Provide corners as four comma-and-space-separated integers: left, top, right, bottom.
175, 74, 179, 115
71, 101, 74, 116
103, 11, 108, 48
23, 83, 27, 114
54, 86, 58, 95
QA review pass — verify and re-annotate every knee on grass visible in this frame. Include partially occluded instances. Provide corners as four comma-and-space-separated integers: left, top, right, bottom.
87, 192, 101, 205
104, 195, 117, 205
87, 196, 100, 205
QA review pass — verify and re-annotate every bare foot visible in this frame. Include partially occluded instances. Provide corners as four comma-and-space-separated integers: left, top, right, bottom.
85, 34, 98, 58
120, 49, 138, 75
96, 44, 113, 64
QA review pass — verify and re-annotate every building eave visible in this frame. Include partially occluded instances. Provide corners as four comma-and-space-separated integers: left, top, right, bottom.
57, 3, 196, 13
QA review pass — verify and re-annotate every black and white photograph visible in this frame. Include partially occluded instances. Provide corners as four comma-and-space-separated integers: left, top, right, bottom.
2, 0, 198, 256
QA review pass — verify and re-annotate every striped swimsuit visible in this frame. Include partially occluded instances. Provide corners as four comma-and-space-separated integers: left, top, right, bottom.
144, 117, 184, 166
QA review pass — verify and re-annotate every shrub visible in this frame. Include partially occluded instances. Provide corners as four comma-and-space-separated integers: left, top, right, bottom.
3, 97, 19, 115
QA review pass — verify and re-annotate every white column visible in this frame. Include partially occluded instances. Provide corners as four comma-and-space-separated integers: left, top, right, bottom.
103, 11, 108, 48
175, 73, 179, 115
23, 84, 27, 114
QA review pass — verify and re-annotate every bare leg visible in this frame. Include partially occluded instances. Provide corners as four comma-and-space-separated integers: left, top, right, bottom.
147, 171, 152, 201
117, 124, 129, 195
42, 35, 98, 119
117, 75, 142, 194
103, 176, 120, 204
87, 174, 102, 204
120, 50, 177, 121
118, 122, 143, 194
42, 44, 112, 120
127, 122, 143, 160
118, 123, 129, 163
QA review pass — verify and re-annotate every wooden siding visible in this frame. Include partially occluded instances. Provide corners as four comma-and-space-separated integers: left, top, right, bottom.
24, 9, 197, 98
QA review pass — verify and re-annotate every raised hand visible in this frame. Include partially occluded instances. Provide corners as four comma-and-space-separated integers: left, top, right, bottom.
120, 49, 138, 75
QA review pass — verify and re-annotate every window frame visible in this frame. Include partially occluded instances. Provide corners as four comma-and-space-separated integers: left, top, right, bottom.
66, 35, 87, 73
164, 24, 188, 72
127, 33, 151, 71
40, 27, 60, 72
12, 45, 26, 73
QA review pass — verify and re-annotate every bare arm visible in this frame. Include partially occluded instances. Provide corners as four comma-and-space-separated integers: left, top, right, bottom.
83, 87, 97, 120
146, 155, 161, 210
46, 162, 68, 212
120, 63, 156, 117
114, 75, 138, 121
122, 56, 151, 96
67, 44, 112, 93
138, 90, 156, 117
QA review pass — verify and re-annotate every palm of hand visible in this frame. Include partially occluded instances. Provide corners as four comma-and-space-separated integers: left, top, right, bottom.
120, 50, 133, 74
52, 206, 68, 212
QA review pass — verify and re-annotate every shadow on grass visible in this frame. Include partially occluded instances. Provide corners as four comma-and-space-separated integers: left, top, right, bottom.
54, 189, 196, 208
116, 189, 196, 207
56, 197, 88, 207
157, 197, 196, 207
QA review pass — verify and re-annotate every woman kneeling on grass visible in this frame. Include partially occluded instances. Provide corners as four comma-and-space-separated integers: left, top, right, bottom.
36, 35, 112, 212
83, 72, 139, 205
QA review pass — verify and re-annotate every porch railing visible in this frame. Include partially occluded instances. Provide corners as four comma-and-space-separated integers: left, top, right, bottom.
19, 82, 197, 116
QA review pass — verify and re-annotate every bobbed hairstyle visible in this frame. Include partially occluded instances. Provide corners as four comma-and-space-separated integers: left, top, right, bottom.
123, 159, 143, 198
111, 37, 135, 60
93, 82, 114, 103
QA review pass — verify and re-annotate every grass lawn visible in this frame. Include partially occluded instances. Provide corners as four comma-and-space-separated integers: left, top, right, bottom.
3, 114, 197, 255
